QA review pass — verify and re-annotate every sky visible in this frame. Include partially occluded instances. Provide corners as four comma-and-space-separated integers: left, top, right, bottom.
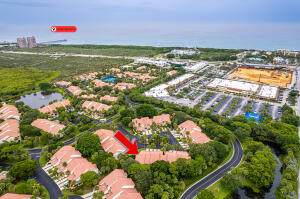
1, 0, 300, 49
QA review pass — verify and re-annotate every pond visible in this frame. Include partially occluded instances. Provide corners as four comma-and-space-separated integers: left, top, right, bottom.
233, 145, 282, 199
16, 91, 64, 109
102, 76, 117, 83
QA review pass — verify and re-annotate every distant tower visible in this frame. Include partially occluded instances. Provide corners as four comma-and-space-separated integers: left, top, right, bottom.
17, 37, 28, 48
27, 36, 37, 48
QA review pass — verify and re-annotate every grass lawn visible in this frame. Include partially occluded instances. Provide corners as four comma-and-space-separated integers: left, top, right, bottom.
11, 44, 173, 57
0, 67, 58, 95
0, 52, 132, 79
207, 181, 231, 199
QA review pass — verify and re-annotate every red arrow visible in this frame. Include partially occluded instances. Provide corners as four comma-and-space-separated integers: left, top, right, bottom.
114, 131, 138, 154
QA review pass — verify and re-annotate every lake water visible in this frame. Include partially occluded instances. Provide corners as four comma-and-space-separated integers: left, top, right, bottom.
234, 146, 282, 199
16, 91, 64, 109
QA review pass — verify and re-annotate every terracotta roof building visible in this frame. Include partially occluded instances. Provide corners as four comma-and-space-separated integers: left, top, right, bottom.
178, 120, 211, 144
132, 114, 171, 132
114, 83, 136, 90
135, 150, 191, 164
0, 193, 32, 199
100, 95, 118, 102
94, 129, 126, 157
55, 81, 72, 88
38, 100, 70, 114
0, 119, 20, 144
80, 94, 98, 99
93, 80, 112, 88
99, 169, 143, 199
75, 72, 99, 80
166, 70, 178, 76
67, 86, 82, 96
137, 65, 147, 70
82, 101, 112, 112
111, 68, 121, 73
31, 119, 66, 136
47, 146, 99, 182
0, 104, 20, 120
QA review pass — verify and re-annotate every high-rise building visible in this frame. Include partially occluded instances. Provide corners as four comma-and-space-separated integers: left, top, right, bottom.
17, 37, 27, 48
27, 36, 37, 48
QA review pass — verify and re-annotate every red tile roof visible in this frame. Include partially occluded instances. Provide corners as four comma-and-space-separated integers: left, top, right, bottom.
166, 70, 178, 76
31, 119, 65, 135
132, 114, 171, 131
94, 129, 126, 155
38, 100, 70, 114
0, 104, 20, 120
137, 66, 147, 70
80, 94, 98, 99
100, 95, 118, 102
114, 83, 136, 90
98, 169, 143, 199
82, 101, 112, 112
135, 150, 191, 164
178, 120, 211, 144
111, 68, 121, 72
0, 193, 32, 199
0, 119, 20, 143
93, 80, 112, 88
55, 81, 72, 87
49, 146, 99, 182
67, 86, 82, 96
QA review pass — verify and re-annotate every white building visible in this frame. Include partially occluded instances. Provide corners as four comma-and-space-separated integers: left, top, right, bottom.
184, 62, 207, 72
171, 49, 199, 55
257, 85, 279, 99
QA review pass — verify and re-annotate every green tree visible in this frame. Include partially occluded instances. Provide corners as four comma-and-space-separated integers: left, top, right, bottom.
167, 54, 175, 59
80, 171, 99, 188
39, 83, 52, 90
8, 160, 37, 181
136, 104, 158, 118
76, 132, 102, 158
196, 189, 215, 199
91, 151, 117, 175
220, 173, 241, 192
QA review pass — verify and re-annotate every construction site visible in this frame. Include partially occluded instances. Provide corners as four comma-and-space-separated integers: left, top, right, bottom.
227, 65, 293, 87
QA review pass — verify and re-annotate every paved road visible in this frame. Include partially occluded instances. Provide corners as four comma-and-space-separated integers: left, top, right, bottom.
180, 139, 243, 199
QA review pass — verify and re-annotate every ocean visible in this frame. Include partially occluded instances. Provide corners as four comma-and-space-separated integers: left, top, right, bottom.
1, 23, 300, 51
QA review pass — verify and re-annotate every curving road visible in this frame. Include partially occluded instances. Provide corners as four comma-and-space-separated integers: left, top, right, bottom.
180, 139, 243, 199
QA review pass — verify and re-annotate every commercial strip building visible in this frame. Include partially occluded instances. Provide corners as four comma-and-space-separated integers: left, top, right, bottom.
43, 146, 99, 188
171, 49, 199, 55
0, 119, 20, 144
38, 100, 70, 114
178, 120, 211, 144
184, 62, 207, 72
145, 74, 196, 98
98, 169, 143, 199
31, 119, 66, 136
94, 129, 126, 158
207, 78, 280, 99
135, 150, 190, 164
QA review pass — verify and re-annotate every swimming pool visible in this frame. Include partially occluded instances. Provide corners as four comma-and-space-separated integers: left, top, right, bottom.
102, 77, 117, 83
